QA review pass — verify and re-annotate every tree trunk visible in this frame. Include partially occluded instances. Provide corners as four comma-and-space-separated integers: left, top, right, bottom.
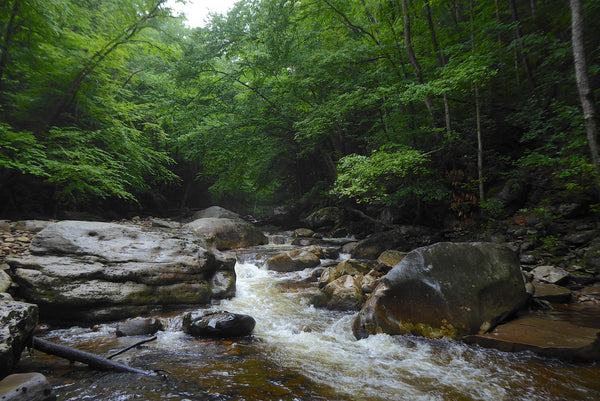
400, 0, 435, 118
0, 0, 20, 94
570, 0, 600, 176
507, 0, 536, 93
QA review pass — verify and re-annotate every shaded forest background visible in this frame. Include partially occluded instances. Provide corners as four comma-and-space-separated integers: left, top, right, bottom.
1, 0, 599, 227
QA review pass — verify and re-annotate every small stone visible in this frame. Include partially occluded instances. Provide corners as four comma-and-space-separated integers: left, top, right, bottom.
116, 317, 163, 337
519, 254, 537, 265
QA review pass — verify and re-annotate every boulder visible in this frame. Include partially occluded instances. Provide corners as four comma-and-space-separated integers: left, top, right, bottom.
377, 250, 408, 268
294, 228, 315, 238
318, 259, 373, 288
8, 221, 233, 321
317, 275, 364, 311
350, 226, 435, 260
532, 282, 571, 303
353, 242, 528, 340
302, 207, 344, 230
0, 372, 54, 401
182, 310, 255, 338
463, 314, 600, 361
264, 249, 320, 272
0, 300, 38, 376
209, 270, 236, 299
116, 317, 163, 337
301, 245, 339, 260
531, 265, 569, 285
191, 206, 242, 221
183, 218, 266, 250
0, 269, 11, 293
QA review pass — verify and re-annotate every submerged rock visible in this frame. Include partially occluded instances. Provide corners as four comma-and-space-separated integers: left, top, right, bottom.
183, 310, 255, 338
463, 314, 600, 361
0, 300, 38, 376
353, 242, 528, 340
8, 221, 234, 321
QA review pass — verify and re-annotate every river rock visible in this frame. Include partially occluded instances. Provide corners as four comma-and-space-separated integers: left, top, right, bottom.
191, 206, 242, 221
183, 217, 267, 250
584, 238, 600, 273
532, 282, 572, 303
353, 242, 528, 340
0, 372, 54, 401
318, 275, 364, 311
301, 245, 339, 260
294, 228, 315, 238
531, 265, 569, 285
463, 314, 600, 361
302, 207, 345, 230
318, 259, 373, 288
377, 250, 408, 268
116, 317, 163, 337
183, 310, 255, 338
0, 300, 38, 376
7, 221, 234, 321
350, 226, 434, 260
264, 249, 320, 272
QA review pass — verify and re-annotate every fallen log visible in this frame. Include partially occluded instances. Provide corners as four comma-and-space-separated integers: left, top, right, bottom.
32, 337, 156, 376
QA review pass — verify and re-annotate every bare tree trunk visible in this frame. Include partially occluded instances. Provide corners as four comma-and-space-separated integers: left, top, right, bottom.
507, 0, 536, 93
570, 0, 600, 176
471, 0, 484, 202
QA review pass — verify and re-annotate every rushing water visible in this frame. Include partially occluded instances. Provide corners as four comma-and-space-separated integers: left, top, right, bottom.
18, 234, 600, 400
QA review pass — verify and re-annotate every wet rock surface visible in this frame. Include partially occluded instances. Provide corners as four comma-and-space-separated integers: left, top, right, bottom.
353, 242, 528, 340
0, 372, 54, 401
182, 310, 256, 338
0, 300, 38, 376
183, 217, 267, 250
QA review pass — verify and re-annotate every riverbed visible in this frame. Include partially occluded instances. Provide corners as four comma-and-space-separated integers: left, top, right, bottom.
17, 234, 600, 400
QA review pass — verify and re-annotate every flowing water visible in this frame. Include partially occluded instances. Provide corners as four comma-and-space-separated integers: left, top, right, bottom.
17, 233, 600, 400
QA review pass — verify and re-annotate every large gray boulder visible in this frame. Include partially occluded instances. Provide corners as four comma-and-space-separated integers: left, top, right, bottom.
353, 242, 528, 340
7, 221, 235, 321
183, 218, 267, 250
0, 300, 38, 376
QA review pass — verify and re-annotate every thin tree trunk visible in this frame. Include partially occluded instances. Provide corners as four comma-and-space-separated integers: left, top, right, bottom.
400, 0, 435, 118
471, 0, 484, 202
570, 0, 600, 175
0, 0, 20, 93
424, 0, 451, 132
507, 0, 536, 93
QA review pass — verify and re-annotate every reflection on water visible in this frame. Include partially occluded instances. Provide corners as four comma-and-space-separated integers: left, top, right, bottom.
17, 239, 600, 401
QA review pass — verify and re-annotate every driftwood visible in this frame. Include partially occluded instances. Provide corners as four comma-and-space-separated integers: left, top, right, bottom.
106, 335, 157, 360
32, 337, 156, 376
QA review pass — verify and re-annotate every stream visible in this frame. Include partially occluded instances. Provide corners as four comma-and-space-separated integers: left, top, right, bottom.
17, 232, 600, 400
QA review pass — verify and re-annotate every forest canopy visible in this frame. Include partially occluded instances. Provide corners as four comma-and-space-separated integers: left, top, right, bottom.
1, 0, 599, 223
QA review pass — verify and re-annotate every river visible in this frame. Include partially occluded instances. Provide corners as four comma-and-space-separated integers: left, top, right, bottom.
17, 233, 600, 400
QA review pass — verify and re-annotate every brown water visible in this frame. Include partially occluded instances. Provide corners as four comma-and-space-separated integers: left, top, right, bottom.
17, 236, 600, 400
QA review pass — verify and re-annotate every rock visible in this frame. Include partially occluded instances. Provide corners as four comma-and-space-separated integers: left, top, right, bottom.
294, 228, 315, 238
300, 245, 339, 260
0, 221, 10, 232
10, 221, 50, 233
519, 254, 537, 265
183, 218, 267, 250
8, 221, 231, 321
568, 271, 596, 286
341, 242, 358, 254
209, 270, 236, 298
151, 219, 181, 229
264, 249, 320, 272
191, 206, 242, 221
302, 207, 345, 230
318, 275, 364, 311
182, 310, 255, 338
584, 238, 600, 273
532, 282, 572, 303
531, 265, 569, 285
353, 242, 528, 340
377, 250, 408, 268
116, 317, 163, 337
318, 259, 373, 288
350, 226, 434, 260
0, 372, 54, 401
563, 230, 597, 246
463, 314, 600, 361
0, 300, 38, 376
0, 270, 11, 293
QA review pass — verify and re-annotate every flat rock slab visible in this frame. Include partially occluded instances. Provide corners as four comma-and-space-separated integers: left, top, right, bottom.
463, 315, 600, 361
532, 282, 572, 303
